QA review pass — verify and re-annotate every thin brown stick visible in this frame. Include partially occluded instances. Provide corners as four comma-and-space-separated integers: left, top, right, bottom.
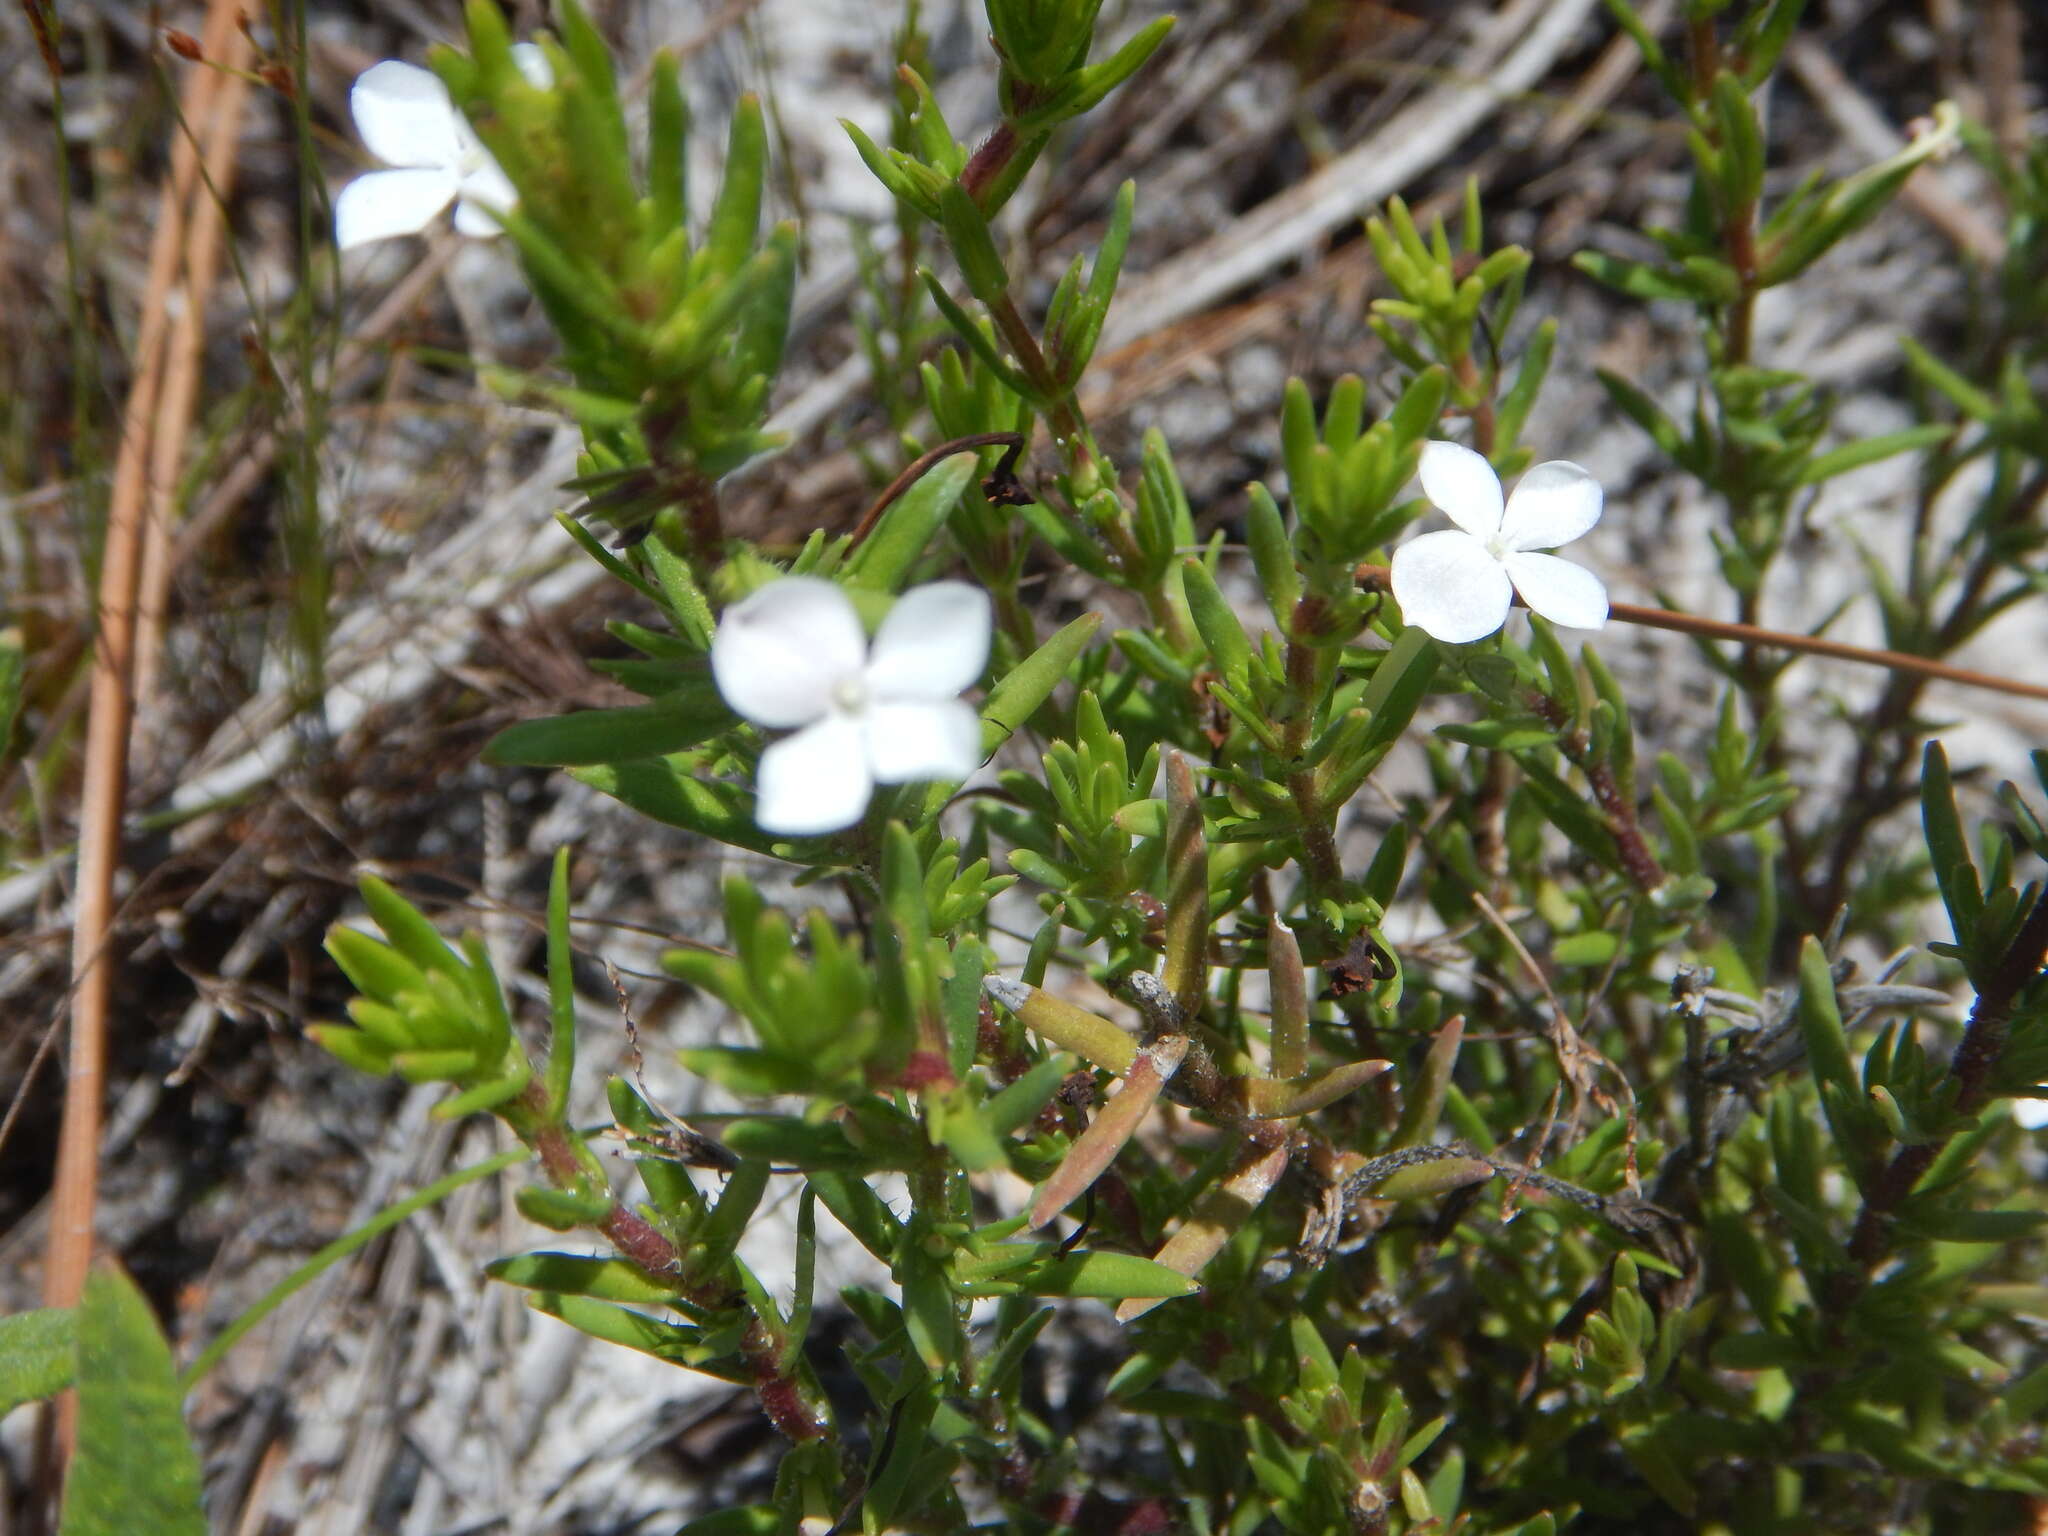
133, 27, 257, 738
1353, 563, 2048, 704
1606, 598, 2048, 704
41, 0, 246, 1454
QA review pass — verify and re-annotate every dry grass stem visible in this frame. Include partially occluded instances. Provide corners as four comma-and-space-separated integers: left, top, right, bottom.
39, 0, 251, 1459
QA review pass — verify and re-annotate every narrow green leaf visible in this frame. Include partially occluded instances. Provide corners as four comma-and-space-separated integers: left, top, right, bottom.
1181, 558, 1254, 689
846, 453, 980, 591
981, 613, 1102, 753
544, 847, 577, 1116
705, 95, 766, 273
572, 757, 790, 858
483, 684, 733, 770
1012, 1249, 1202, 1301
486, 1252, 683, 1303
358, 875, 464, 978
1921, 741, 1984, 948
525, 1293, 745, 1382
1794, 424, 1950, 486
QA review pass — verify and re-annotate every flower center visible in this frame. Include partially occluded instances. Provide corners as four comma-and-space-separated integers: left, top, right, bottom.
1484, 533, 1510, 561
831, 675, 871, 716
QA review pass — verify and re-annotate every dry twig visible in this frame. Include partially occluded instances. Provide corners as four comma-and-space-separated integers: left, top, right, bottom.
40, 0, 251, 1458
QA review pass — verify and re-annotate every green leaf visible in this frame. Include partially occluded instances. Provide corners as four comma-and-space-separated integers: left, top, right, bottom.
1900, 335, 2002, 424
572, 757, 789, 858
705, 94, 766, 273
325, 926, 426, 1009
60, 1269, 206, 1536
1794, 424, 1950, 486
646, 52, 689, 233
846, 453, 981, 592
1921, 741, 1984, 951
1011, 1249, 1202, 1301
1893, 1206, 2048, 1244
483, 682, 732, 766
0, 1307, 75, 1414
1182, 558, 1254, 689
921, 270, 1036, 399
0, 628, 23, 758
1595, 368, 1690, 464
981, 613, 1102, 754
1053, 16, 1175, 120
486, 1253, 683, 1303
722, 1115, 866, 1169
938, 180, 1012, 306
1244, 483, 1301, 626
678, 1045, 821, 1097
358, 875, 464, 978
1573, 250, 1723, 304
525, 1293, 747, 1382
1598, 0, 1689, 102
1797, 936, 1862, 1130
516, 1184, 618, 1231
1552, 931, 1622, 968
671, 1509, 779, 1536
984, 1051, 1079, 1138
543, 847, 577, 1117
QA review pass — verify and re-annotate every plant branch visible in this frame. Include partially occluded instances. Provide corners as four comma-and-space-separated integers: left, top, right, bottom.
1352, 563, 2048, 704
1836, 889, 2048, 1294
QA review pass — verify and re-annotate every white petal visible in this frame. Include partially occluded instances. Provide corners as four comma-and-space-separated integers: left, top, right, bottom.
755, 716, 873, 835
350, 61, 463, 169
1502, 552, 1609, 629
450, 121, 517, 234
334, 168, 457, 249
1417, 440, 1504, 539
452, 196, 505, 237
510, 43, 555, 88
1501, 460, 1604, 551
864, 582, 993, 700
866, 700, 982, 786
711, 577, 869, 729
2014, 1097, 2048, 1130
1389, 530, 1513, 644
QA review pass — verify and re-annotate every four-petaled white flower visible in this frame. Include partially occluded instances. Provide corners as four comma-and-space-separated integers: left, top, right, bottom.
2015, 1098, 2048, 1131
711, 577, 993, 835
1389, 440, 1610, 644
335, 44, 552, 251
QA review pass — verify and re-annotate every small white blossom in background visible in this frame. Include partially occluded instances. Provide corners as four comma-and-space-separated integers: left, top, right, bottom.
711, 577, 993, 836
1389, 440, 1610, 644
334, 44, 552, 251
2014, 1098, 2048, 1130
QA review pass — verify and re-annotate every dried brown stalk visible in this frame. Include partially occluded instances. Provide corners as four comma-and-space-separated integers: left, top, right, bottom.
40, 0, 250, 1459
131, 28, 258, 728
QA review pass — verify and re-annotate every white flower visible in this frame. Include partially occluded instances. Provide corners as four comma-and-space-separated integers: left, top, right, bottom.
1389, 440, 1610, 644
2014, 1098, 2048, 1130
334, 44, 551, 251
711, 577, 993, 836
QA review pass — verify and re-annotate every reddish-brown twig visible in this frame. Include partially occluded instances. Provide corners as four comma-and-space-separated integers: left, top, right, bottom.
1353, 562, 2048, 704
